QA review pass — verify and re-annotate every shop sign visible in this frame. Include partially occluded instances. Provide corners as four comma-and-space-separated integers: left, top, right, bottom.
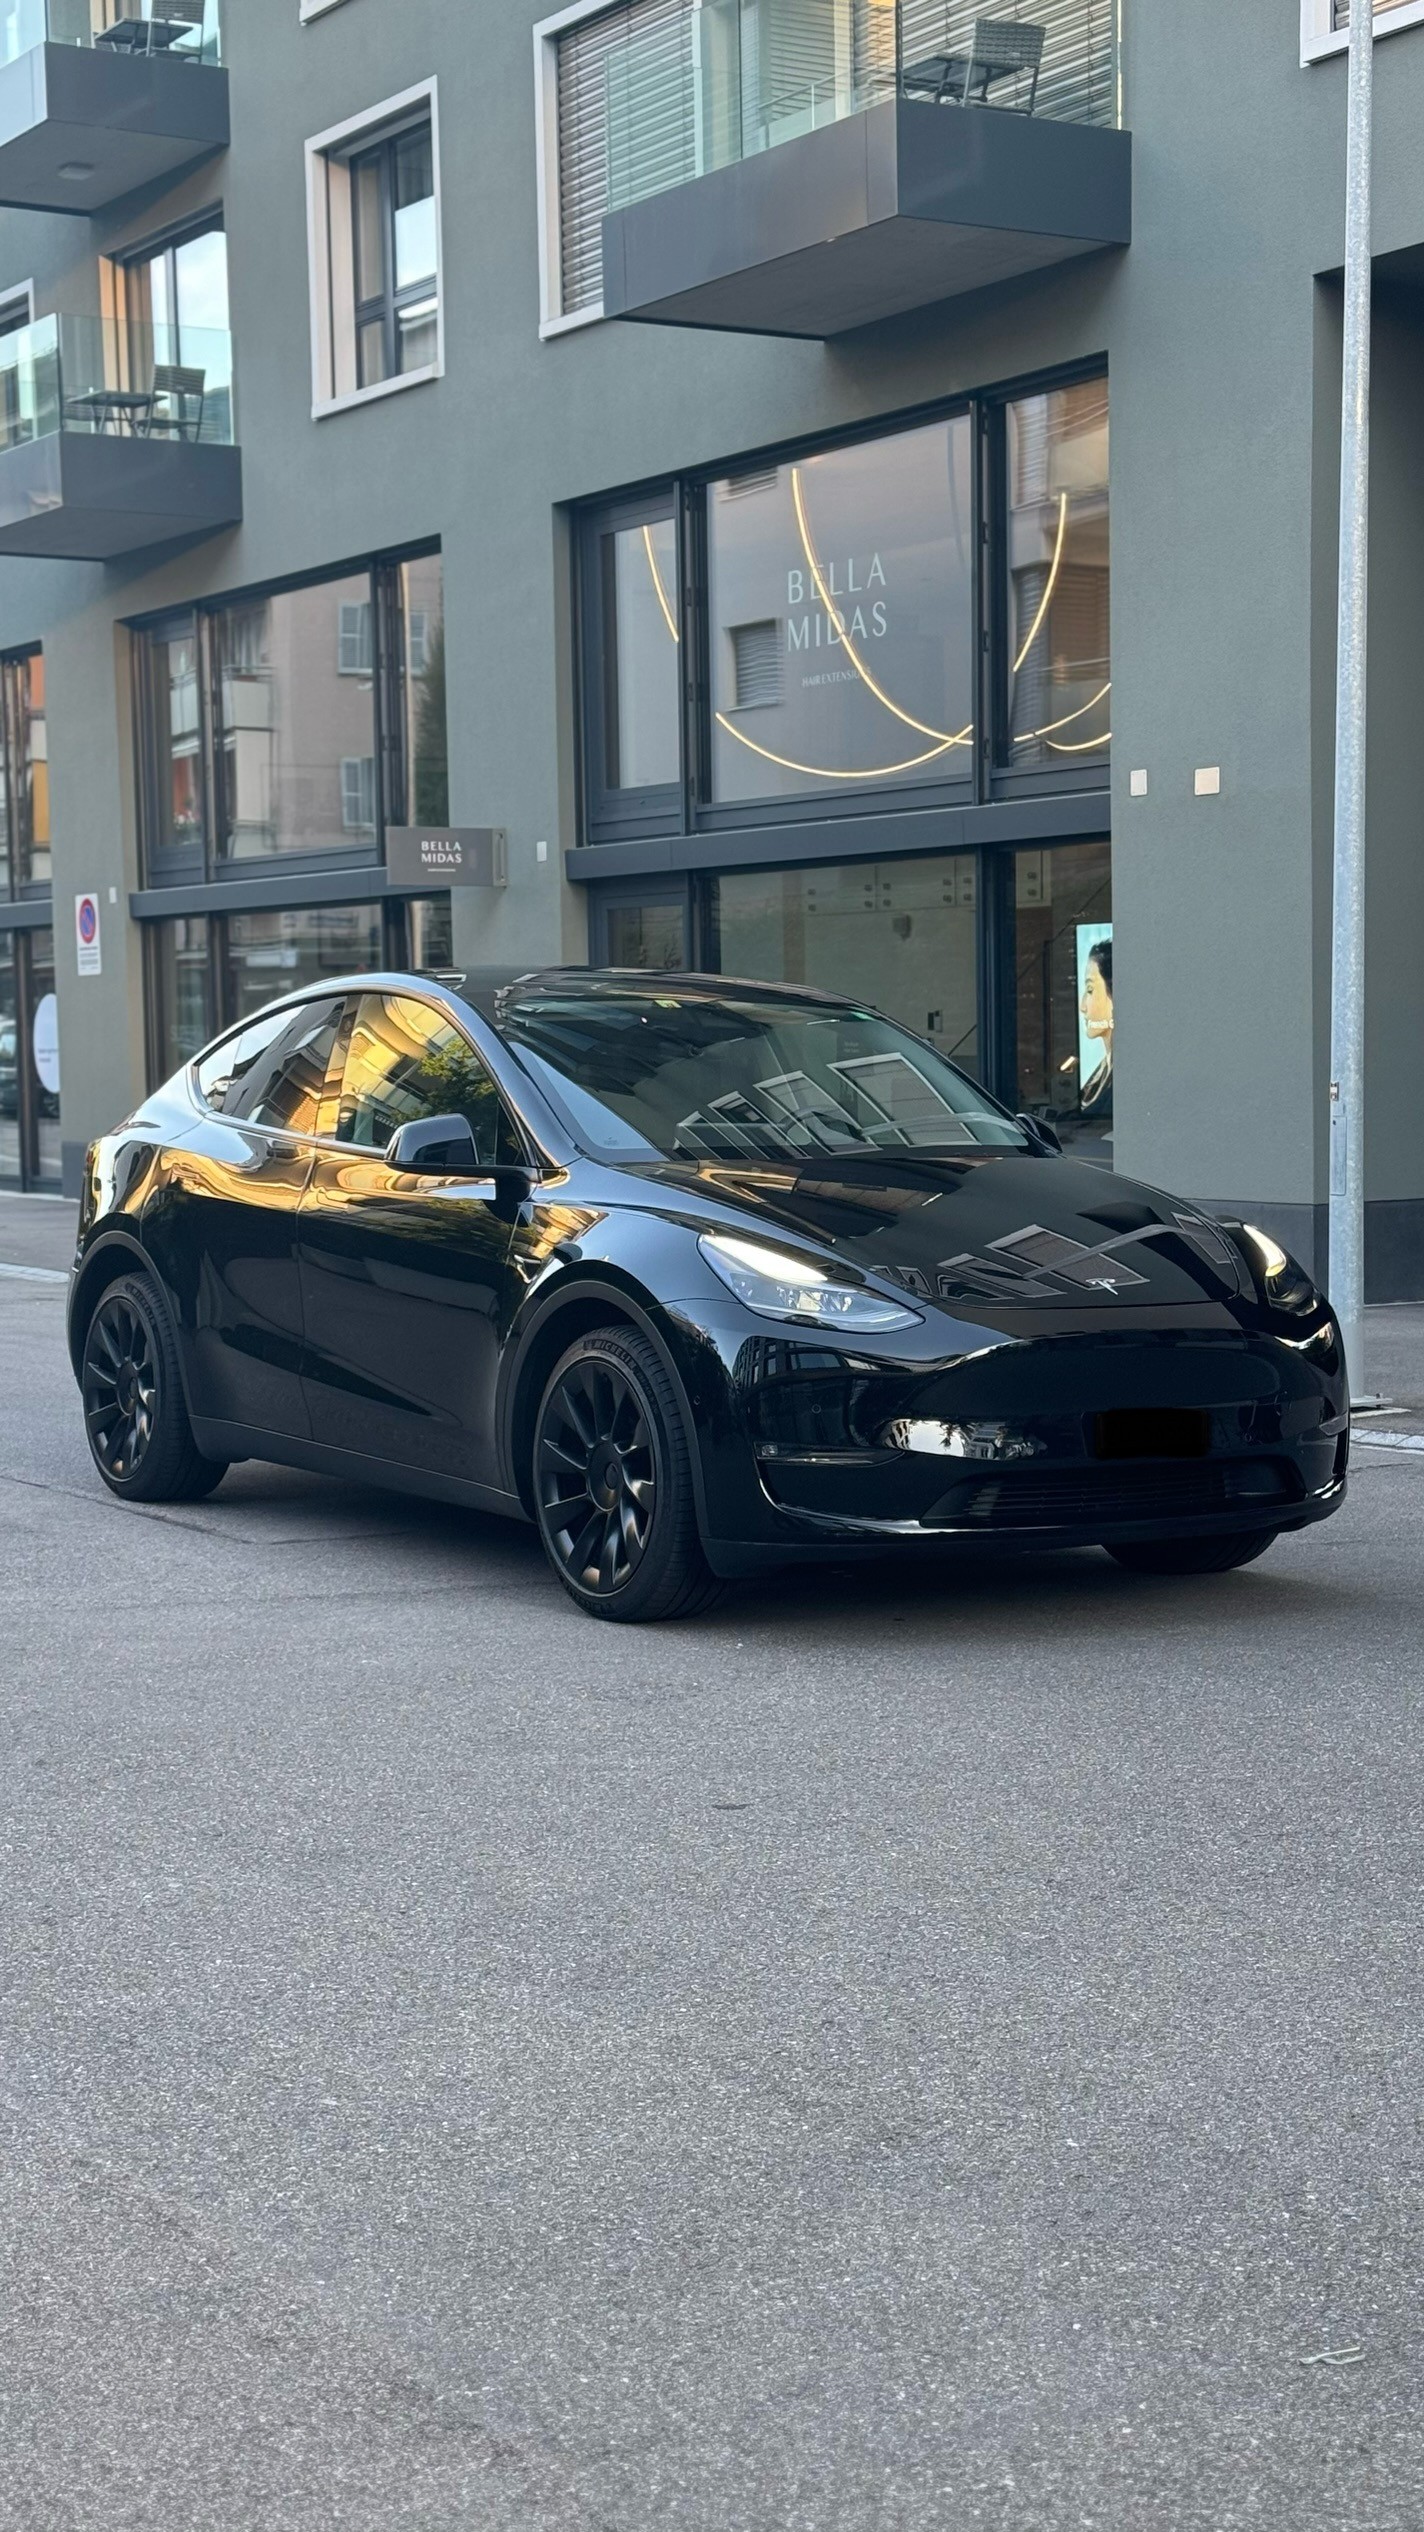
386, 827, 508, 888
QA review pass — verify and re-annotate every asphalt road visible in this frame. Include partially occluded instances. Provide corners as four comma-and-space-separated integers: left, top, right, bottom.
3, 1197, 1423, 2531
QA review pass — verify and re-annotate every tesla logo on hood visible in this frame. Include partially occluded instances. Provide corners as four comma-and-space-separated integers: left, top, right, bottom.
889, 1216, 1241, 1307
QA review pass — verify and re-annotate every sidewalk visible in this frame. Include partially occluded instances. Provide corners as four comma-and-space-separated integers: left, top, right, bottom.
0, 1192, 78, 1277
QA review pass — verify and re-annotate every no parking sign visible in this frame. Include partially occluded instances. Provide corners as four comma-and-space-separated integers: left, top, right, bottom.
75, 892, 101, 977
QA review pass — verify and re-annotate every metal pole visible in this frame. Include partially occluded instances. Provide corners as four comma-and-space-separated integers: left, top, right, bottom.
1329, 0, 1374, 1404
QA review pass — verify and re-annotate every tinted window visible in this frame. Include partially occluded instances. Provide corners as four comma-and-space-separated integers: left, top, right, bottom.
500, 988, 1027, 1165
335, 994, 520, 1166
193, 1006, 291, 1112
236, 1000, 344, 1134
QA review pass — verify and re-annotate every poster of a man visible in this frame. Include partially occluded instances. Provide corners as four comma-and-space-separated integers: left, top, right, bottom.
1076, 927, 1114, 1116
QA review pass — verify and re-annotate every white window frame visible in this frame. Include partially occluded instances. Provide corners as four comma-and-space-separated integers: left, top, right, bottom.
1302, 0, 1424, 62
305, 77, 444, 420
534, 0, 621, 340
0, 279, 35, 330
301, 0, 352, 18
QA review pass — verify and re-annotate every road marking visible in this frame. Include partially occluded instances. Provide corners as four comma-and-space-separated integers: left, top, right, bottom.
1353, 1429, 1424, 1452
0, 1262, 67, 1284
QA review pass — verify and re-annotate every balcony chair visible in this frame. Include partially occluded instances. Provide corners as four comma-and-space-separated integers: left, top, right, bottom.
902, 17, 1046, 113
142, 364, 205, 442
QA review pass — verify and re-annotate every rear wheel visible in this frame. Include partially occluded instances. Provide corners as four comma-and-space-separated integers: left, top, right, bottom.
533, 1327, 723, 1623
81, 1274, 228, 1504
1106, 1529, 1279, 1576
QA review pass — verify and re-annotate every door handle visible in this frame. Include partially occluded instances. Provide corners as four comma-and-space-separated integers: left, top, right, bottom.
254, 1136, 299, 1163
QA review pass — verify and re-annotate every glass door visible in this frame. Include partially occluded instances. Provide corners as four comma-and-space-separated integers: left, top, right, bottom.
0, 934, 18, 1182
0, 927, 60, 1188
592, 882, 691, 972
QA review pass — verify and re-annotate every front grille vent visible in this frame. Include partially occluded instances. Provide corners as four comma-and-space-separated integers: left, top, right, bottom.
928, 1461, 1298, 1531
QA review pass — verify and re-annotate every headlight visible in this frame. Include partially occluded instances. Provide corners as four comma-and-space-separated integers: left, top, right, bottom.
698, 1231, 921, 1331
1241, 1224, 1320, 1314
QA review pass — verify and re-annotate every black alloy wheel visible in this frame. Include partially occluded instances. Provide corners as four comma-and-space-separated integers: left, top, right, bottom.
81, 1274, 228, 1504
533, 1327, 723, 1623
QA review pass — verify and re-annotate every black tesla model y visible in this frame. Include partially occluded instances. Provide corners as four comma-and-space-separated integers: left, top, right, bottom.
70, 968, 1347, 1621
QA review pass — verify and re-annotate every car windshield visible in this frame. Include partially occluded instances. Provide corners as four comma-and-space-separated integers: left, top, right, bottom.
498, 987, 1028, 1165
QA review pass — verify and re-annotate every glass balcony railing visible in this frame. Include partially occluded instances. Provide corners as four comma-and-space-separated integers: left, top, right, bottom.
606, 0, 1118, 215
0, 315, 235, 455
0, 0, 221, 71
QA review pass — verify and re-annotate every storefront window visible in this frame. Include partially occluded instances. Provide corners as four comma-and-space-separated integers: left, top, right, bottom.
602, 514, 680, 793
606, 899, 686, 970
409, 895, 454, 969
216, 573, 378, 864
224, 903, 384, 1023
398, 554, 448, 825
1006, 381, 1110, 773
707, 419, 975, 806
0, 648, 48, 894
28, 925, 59, 1182
0, 935, 16, 1180
711, 856, 980, 1076
1012, 840, 1113, 1153
144, 614, 205, 867
151, 916, 215, 1079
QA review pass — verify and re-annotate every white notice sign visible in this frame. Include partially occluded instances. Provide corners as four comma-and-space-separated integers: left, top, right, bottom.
32, 993, 59, 1096
75, 892, 102, 977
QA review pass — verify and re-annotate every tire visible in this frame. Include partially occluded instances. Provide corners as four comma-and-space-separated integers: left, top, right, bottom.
81, 1273, 229, 1505
532, 1326, 724, 1623
1106, 1528, 1280, 1577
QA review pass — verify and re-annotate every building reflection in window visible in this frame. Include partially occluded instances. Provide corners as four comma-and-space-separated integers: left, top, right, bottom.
711, 855, 980, 1075
708, 419, 975, 805
1006, 379, 1110, 771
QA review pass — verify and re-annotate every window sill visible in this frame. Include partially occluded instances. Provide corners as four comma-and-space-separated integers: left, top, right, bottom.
301, 0, 352, 18
313, 362, 441, 422
540, 305, 603, 341
1302, 0, 1424, 62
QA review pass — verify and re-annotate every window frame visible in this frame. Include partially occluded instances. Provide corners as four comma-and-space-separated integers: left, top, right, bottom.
0, 643, 50, 904
574, 361, 1110, 851
1301, 0, 1424, 61
534, 0, 625, 339
131, 542, 445, 892
306, 80, 444, 420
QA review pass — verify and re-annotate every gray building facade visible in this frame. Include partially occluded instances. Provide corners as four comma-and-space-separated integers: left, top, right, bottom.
1, 0, 1422, 1296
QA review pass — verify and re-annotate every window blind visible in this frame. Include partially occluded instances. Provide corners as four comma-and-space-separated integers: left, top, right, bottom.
556, 0, 696, 318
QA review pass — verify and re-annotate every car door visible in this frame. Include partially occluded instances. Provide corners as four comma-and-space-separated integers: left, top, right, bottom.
143, 995, 346, 1440
297, 990, 529, 1484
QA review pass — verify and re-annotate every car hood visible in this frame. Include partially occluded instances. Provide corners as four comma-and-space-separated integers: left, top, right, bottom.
636, 1151, 1248, 1310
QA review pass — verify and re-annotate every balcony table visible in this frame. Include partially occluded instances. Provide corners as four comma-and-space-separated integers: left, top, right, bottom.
901, 52, 1034, 108
64, 386, 156, 436
95, 17, 200, 54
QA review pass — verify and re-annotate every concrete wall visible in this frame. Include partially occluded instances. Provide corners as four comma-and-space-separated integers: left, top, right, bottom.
0, 0, 1422, 1286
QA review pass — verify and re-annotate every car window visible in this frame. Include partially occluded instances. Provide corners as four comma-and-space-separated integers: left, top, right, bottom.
334, 994, 522, 1167
233, 1000, 345, 1134
193, 1007, 292, 1114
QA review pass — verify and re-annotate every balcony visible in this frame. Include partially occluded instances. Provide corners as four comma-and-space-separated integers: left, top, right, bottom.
0, 0, 226, 216
0, 312, 240, 557
600, 0, 1131, 338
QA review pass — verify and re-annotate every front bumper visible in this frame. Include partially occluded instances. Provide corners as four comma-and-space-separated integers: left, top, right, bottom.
666, 1308, 1348, 1575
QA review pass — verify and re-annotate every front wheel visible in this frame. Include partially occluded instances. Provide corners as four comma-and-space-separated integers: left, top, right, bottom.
1106, 1529, 1279, 1576
533, 1327, 724, 1623
81, 1274, 228, 1504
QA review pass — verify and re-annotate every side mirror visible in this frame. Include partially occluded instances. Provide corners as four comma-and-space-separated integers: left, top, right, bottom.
1017, 1111, 1062, 1156
385, 1113, 482, 1174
